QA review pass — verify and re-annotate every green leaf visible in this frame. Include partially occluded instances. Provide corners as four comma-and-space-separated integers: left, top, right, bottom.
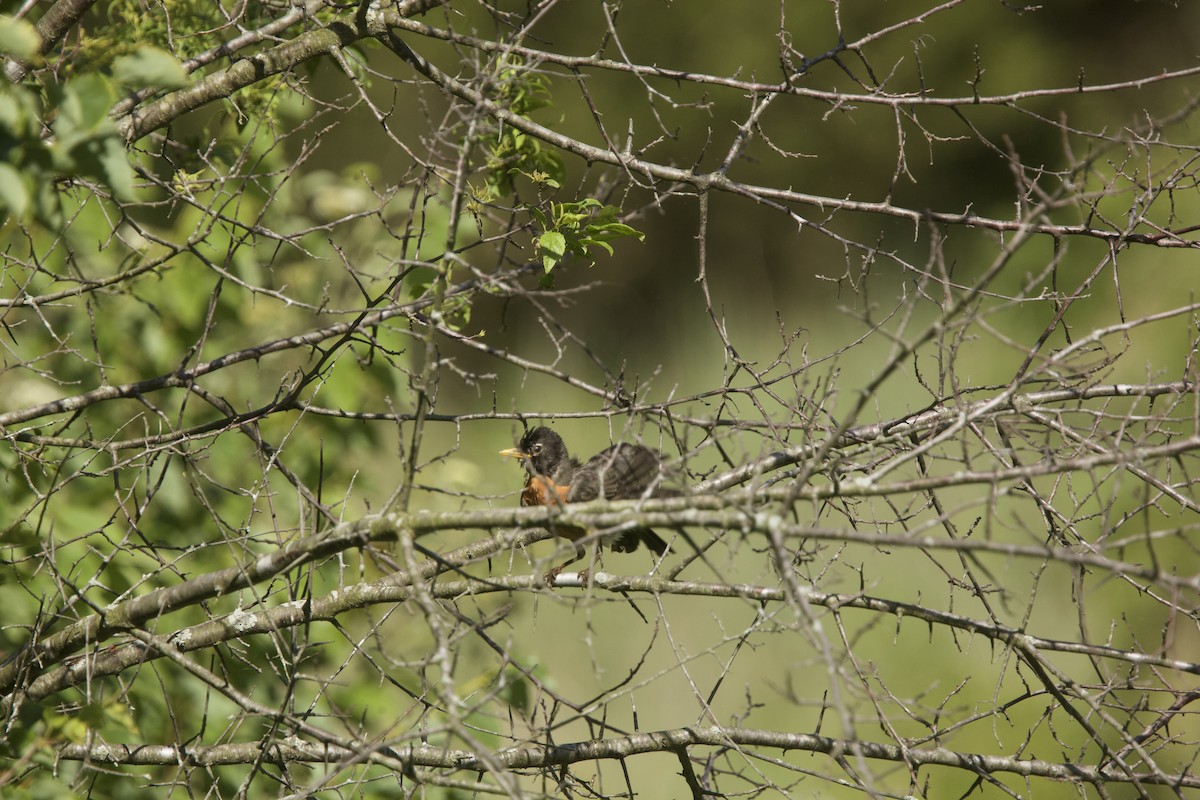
54, 75, 118, 145
113, 46, 191, 90
579, 238, 615, 256
0, 15, 40, 61
0, 91, 20, 132
537, 230, 566, 272
0, 161, 29, 217
503, 671, 530, 712
95, 137, 135, 201
32, 175, 63, 228
405, 266, 438, 300
526, 206, 549, 229
0, 84, 40, 137
591, 222, 645, 240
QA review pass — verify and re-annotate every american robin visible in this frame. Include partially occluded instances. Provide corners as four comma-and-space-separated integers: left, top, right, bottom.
500, 426, 673, 583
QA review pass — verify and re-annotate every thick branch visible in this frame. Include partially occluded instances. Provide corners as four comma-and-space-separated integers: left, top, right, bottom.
4, 0, 99, 82
6, 464, 1198, 699
115, 0, 447, 142
10, 489, 1197, 693
17, 570, 1198, 708
56, 726, 1200, 788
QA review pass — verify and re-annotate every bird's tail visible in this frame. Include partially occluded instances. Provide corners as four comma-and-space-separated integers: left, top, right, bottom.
610, 528, 668, 556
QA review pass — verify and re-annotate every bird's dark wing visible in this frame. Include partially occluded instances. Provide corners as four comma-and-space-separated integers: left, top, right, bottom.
568, 443, 677, 557
568, 443, 665, 502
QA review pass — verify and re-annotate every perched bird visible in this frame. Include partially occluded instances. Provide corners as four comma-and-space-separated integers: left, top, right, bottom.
500, 426, 673, 583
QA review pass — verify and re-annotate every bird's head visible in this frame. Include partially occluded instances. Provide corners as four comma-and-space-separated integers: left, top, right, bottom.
499, 426, 568, 476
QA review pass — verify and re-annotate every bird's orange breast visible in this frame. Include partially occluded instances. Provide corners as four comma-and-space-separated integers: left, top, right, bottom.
521, 475, 571, 507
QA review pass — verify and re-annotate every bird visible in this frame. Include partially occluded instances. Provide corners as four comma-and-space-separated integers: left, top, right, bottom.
499, 426, 673, 583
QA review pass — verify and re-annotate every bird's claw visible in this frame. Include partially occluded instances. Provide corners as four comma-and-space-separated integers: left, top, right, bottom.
542, 566, 590, 586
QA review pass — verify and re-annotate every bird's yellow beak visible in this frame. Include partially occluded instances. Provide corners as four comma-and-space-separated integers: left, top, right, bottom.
499, 447, 529, 459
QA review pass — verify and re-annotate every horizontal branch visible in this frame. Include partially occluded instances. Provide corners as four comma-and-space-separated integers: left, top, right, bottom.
107, 0, 330, 120
7, 460, 1198, 699
382, 14, 1200, 113
56, 725, 1200, 789
12, 528, 1197, 708
0, 516, 371, 698
697, 379, 1198, 492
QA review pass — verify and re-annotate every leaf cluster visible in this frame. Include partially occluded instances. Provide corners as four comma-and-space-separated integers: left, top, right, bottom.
482, 56, 564, 197
529, 198, 645, 273
0, 9, 202, 224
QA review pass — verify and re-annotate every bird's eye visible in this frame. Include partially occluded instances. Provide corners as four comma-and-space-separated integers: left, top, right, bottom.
531, 444, 542, 454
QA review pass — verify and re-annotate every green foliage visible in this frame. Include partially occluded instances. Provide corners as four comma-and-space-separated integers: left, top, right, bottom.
51, 75, 135, 199
0, 15, 39, 61
528, 198, 645, 272
0, 83, 41, 218
405, 264, 476, 332
220, 73, 306, 133
482, 56, 564, 196
473, 57, 642, 273
0, 11, 211, 223
77, 0, 240, 66
0, 74, 135, 224
486, 126, 564, 197
73, 0, 287, 133
113, 46, 191, 90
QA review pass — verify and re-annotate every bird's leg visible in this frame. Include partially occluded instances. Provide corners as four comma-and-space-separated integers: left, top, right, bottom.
543, 540, 586, 585
572, 545, 610, 586
577, 546, 606, 585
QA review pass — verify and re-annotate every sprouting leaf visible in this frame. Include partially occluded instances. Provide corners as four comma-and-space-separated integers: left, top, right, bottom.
525, 198, 644, 272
